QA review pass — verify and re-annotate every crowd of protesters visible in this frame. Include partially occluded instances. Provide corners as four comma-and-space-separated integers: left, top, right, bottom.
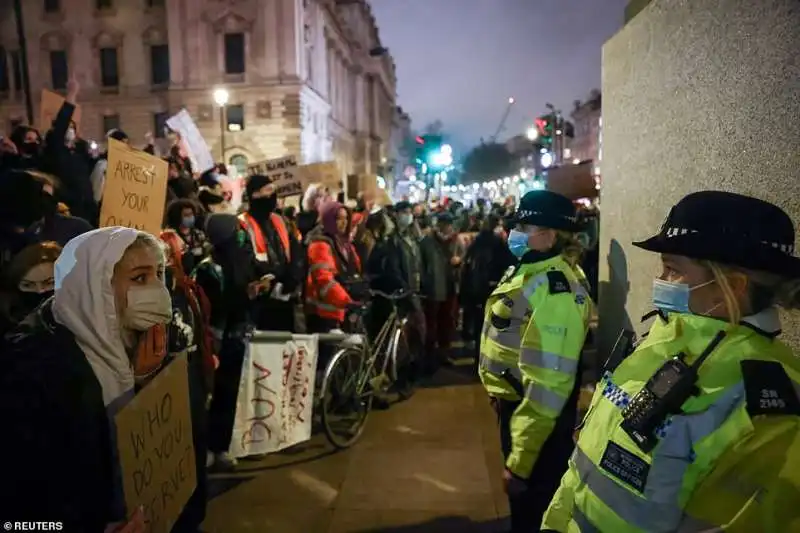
0, 76, 600, 532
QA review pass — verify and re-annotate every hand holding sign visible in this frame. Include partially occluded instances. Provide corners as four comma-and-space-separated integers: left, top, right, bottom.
66, 75, 80, 103
104, 507, 145, 533
38, 89, 83, 132
115, 356, 196, 533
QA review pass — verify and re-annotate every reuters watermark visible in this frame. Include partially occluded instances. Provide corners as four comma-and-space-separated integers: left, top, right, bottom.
2, 523, 63, 532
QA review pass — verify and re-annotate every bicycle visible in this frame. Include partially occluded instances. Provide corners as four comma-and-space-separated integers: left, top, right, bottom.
318, 289, 414, 449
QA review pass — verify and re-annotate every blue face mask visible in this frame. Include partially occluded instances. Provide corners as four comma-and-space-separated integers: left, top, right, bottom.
652, 278, 715, 314
181, 215, 195, 229
397, 213, 413, 228
507, 229, 529, 259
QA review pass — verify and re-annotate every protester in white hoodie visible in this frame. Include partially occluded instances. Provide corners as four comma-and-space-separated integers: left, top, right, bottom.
0, 226, 172, 533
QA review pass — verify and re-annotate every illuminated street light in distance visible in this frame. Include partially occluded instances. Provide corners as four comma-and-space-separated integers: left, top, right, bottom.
526, 127, 539, 141
573, 158, 581, 165
213, 88, 230, 106
541, 152, 554, 168
508, 97, 515, 104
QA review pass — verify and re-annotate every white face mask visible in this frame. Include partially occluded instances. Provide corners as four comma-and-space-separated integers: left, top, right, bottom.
121, 284, 172, 331
65, 128, 76, 143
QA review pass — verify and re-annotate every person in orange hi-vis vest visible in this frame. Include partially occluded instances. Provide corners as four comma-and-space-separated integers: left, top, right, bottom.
305, 201, 367, 337
239, 174, 300, 332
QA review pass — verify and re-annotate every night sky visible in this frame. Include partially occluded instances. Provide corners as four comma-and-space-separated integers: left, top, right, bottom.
370, 0, 628, 153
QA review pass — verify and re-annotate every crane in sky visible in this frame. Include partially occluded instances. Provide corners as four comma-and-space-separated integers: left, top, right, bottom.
487, 97, 516, 143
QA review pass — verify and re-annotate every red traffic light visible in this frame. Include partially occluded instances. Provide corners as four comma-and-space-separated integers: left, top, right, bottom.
535, 118, 548, 133
415, 136, 425, 145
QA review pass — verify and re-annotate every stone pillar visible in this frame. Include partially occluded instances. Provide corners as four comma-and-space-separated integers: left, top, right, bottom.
597, 0, 800, 363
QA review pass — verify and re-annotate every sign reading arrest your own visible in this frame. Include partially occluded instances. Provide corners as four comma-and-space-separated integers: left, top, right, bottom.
100, 138, 168, 235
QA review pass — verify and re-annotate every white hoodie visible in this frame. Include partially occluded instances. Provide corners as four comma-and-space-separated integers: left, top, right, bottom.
52, 227, 140, 406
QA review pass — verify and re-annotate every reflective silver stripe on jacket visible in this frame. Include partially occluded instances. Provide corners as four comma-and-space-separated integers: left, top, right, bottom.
479, 355, 522, 383
525, 382, 568, 412
307, 299, 341, 312
309, 263, 335, 273
487, 325, 521, 349
319, 279, 337, 298
571, 506, 600, 533
519, 347, 579, 374
572, 382, 745, 532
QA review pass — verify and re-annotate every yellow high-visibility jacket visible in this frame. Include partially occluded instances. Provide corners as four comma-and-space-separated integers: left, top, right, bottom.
479, 254, 592, 478
542, 309, 800, 533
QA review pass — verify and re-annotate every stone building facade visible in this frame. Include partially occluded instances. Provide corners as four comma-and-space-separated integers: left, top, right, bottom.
0, 0, 397, 186
569, 89, 602, 164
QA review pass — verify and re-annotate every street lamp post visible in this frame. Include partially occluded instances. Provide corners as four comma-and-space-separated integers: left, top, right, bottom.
213, 88, 229, 163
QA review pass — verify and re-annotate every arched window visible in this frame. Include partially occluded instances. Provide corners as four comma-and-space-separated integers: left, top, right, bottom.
229, 154, 248, 176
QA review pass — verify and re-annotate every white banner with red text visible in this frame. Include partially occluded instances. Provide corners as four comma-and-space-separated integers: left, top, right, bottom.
228, 334, 318, 458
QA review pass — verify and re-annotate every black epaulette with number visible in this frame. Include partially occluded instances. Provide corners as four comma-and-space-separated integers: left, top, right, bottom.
741, 359, 800, 417
547, 270, 571, 295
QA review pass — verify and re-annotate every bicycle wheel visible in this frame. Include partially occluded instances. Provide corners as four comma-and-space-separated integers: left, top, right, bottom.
319, 347, 374, 449
388, 319, 410, 383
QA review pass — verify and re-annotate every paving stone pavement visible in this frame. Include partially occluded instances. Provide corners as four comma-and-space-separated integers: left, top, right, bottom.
202, 357, 511, 533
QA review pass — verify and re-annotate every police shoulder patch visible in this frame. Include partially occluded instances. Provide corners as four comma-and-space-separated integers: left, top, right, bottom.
741, 359, 800, 417
547, 270, 571, 295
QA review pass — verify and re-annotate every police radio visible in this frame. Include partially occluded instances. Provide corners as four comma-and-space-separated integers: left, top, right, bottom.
621, 331, 727, 453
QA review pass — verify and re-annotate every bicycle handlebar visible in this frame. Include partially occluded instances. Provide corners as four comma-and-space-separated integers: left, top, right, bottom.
369, 289, 413, 301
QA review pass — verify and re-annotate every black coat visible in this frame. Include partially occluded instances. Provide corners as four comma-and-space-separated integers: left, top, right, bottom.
0, 300, 119, 532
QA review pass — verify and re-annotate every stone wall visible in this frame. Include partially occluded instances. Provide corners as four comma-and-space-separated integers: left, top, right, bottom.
598, 0, 800, 360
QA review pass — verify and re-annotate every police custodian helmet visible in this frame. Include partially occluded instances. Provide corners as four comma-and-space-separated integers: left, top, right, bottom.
515, 190, 580, 232
633, 191, 800, 277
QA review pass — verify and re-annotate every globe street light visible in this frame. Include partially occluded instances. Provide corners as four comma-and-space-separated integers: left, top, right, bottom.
213, 88, 230, 162
526, 126, 539, 141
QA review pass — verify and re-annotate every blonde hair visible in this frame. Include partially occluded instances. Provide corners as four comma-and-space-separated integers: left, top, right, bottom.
128, 232, 166, 273
703, 261, 800, 323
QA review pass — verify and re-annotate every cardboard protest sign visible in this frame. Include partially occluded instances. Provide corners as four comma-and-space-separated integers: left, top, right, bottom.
100, 139, 168, 235
228, 335, 318, 458
115, 356, 196, 533
166, 109, 215, 173
38, 89, 82, 132
297, 161, 340, 190
246, 155, 302, 198
359, 174, 378, 196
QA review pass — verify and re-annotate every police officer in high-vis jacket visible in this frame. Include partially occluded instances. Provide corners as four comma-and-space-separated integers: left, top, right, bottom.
542, 191, 800, 533
479, 190, 593, 532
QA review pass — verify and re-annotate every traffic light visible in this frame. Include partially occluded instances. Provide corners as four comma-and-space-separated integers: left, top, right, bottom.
415, 135, 450, 172
535, 116, 554, 149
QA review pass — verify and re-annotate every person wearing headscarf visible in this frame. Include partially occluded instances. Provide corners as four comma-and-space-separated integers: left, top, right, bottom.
0, 227, 172, 532
305, 201, 365, 334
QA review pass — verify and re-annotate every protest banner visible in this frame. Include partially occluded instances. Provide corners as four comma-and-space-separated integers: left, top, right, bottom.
166, 109, 215, 173
228, 335, 318, 458
246, 155, 302, 198
115, 356, 196, 533
100, 139, 168, 235
38, 89, 82, 132
297, 161, 340, 191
